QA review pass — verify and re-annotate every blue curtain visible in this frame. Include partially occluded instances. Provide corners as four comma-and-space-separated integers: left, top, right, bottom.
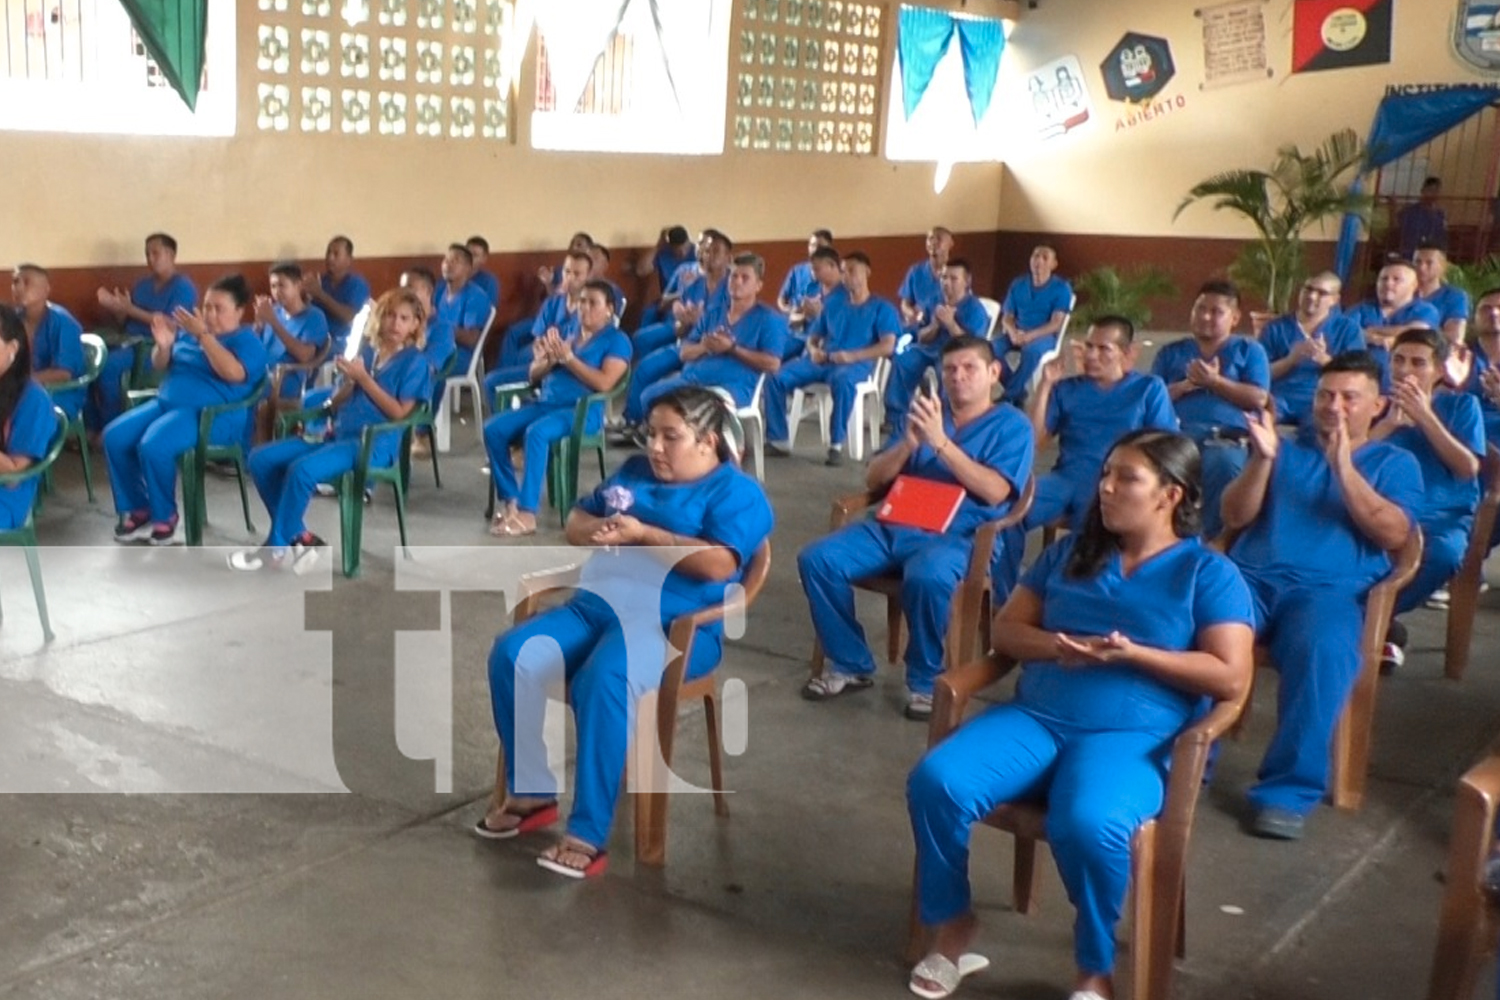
1334, 86, 1500, 280
898, 5, 955, 120
954, 17, 1003, 126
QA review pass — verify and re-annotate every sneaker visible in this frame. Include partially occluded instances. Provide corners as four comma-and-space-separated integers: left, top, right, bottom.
113, 510, 152, 543
1249, 806, 1305, 841
227, 547, 287, 572
825, 447, 845, 467
148, 517, 181, 546
291, 532, 326, 575
1425, 586, 1451, 610
904, 691, 934, 721
801, 670, 875, 701
767, 440, 792, 457
410, 434, 432, 458
314, 483, 337, 498
1379, 641, 1405, 675
206, 459, 240, 479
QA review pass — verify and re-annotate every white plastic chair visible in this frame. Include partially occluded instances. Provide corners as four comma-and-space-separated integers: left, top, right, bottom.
978, 297, 1002, 339
436, 305, 497, 451
786, 356, 889, 461
1023, 293, 1076, 399
737, 375, 767, 481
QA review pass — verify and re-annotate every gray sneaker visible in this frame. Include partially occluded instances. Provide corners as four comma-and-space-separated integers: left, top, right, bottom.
825, 447, 845, 467
904, 691, 934, 721
767, 441, 792, 457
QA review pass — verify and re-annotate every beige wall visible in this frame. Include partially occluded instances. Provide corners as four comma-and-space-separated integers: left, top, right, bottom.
997, 0, 1495, 238
1, 0, 1005, 269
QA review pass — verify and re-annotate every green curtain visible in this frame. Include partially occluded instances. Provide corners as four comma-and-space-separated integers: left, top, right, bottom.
117, 0, 207, 111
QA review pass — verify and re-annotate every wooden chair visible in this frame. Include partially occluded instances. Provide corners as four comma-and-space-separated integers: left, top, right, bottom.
906, 651, 1249, 1000
1219, 527, 1423, 810
1427, 751, 1500, 1000
807, 477, 1035, 680
1444, 444, 1500, 680
488, 541, 772, 867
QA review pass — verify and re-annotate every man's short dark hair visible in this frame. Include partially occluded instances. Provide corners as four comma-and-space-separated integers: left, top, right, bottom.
570, 231, 594, 247
403, 266, 437, 291
1197, 279, 1240, 305
843, 251, 872, 269
14, 263, 49, 281
466, 235, 490, 254
565, 249, 593, 268
1033, 242, 1058, 257
946, 257, 972, 277
666, 225, 690, 246
328, 235, 354, 255
1320, 350, 1384, 387
732, 252, 765, 279
941, 334, 996, 362
1394, 325, 1449, 363
593, 244, 611, 262
1413, 241, 1447, 259
1422, 176, 1442, 190
1477, 286, 1500, 306
811, 228, 834, 244
1090, 313, 1136, 344
810, 246, 841, 266
447, 243, 474, 265
702, 228, 734, 251
145, 232, 178, 255
269, 260, 303, 282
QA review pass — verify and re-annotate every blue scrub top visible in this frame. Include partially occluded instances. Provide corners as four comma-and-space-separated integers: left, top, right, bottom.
31, 304, 86, 417
424, 316, 457, 374
334, 345, 433, 465
899, 260, 944, 324
577, 455, 774, 631
434, 279, 492, 333
1261, 313, 1365, 418
1464, 340, 1500, 440
471, 269, 501, 308
887, 401, 1035, 535
316, 272, 371, 349
0, 381, 58, 529
653, 245, 696, 292
1386, 391, 1484, 527
1002, 274, 1073, 331
536, 325, 632, 409
946, 294, 992, 344
1345, 299, 1444, 331
1229, 431, 1425, 592
125, 273, 198, 339
1419, 284, 1471, 326
680, 272, 730, 318
264, 305, 331, 399
1046, 372, 1179, 479
1151, 335, 1270, 438
531, 293, 582, 341
664, 262, 701, 299
778, 261, 819, 306
1015, 535, 1254, 738
157, 326, 268, 410
810, 293, 900, 366
681, 303, 788, 405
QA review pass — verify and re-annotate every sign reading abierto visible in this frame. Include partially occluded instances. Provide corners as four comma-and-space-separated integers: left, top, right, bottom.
1196, 0, 1273, 90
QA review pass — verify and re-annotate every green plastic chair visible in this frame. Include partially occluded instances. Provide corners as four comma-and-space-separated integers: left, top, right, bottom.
178, 378, 269, 547
0, 407, 70, 641
419, 353, 458, 489
277, 402, 431, 578
42, 332, 105, 502
483, 391, 609, 527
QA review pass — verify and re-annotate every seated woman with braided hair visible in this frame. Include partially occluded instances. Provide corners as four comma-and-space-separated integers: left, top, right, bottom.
906, 429, 1253, 1000
479, 385, 772, 878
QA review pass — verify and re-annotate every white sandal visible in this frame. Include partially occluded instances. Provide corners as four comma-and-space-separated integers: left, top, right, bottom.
908, 952, 990, 999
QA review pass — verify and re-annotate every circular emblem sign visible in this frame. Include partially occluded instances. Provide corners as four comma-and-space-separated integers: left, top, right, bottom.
1322, 8, 1368, 52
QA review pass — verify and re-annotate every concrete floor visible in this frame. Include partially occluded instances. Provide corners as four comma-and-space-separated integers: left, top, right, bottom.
2, 379, 1499, 1000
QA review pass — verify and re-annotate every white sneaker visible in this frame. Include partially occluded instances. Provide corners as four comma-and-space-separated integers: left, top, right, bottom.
314, 483, 337, 498
1425, 586, 1451, 610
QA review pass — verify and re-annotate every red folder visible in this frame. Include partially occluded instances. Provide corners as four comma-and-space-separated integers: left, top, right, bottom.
876, 475, 967, 533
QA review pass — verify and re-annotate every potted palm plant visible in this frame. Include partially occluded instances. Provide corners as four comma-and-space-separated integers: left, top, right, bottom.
1070, 264, 1178, 332
1174, 128, 1372, 326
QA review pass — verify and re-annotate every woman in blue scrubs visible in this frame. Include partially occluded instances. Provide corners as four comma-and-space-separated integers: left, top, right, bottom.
479, 386, 773, 878
230, 286, 432, 573
907, 430, 1254, 1000
484, 280, 631, 538
105, 275, 268, 545
0, 310, 62, 528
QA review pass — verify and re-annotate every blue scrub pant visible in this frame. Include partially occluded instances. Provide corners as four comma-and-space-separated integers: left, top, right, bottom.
763, 358, 870, 447
488, 589, 720, 849
637, 302, 668, 329
633, 321, 679, 358
884, 345, 941, 430
88, 344, 147, 431
499, 319, 535, 370
995, 333, 1057, 405
1396, 520, 1468, 614
483, 404, 572, 514
624, 346, 685, 423
1243, 572, 1365, 815
104, 399, 243, 523
1198, 441, 1249, 540
908, 702, 1169, 975
248, 438, 362, 547
1024, 471, 1094, 532
797, 520, 973, 695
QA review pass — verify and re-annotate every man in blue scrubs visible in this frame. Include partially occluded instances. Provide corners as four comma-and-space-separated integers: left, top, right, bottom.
12, 264, 86, 418
466, 236, 501, 308
776, 229, 835, 317
1151, 281, 1271, 537
1025, 315, 1178, 530
91, 232, 198, 432
255, 261, 330, 400
898, 226, 953, 342
765, 252, 899, 465
303, 235, 371, 360
1370, 328, 1484, 669
1464, 288, 1500, 448
781, 245, 844, 358
996, 244, 1074, 403
634, 225, 696, 327
1224, 351, 1424, 840
1262, 272, 1365, 426
1415, 245, 1471, 345
1345, 259, 1442, 381
884, 259, 990, 433
488, 249, 591, 388
799, 335, 1034, 720
436, 243, 494, 378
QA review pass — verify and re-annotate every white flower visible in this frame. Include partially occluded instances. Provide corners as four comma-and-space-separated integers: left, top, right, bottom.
602, 484, 634, 514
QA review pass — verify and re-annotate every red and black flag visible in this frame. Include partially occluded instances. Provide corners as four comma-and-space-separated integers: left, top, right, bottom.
1292, 0, 1393, 73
